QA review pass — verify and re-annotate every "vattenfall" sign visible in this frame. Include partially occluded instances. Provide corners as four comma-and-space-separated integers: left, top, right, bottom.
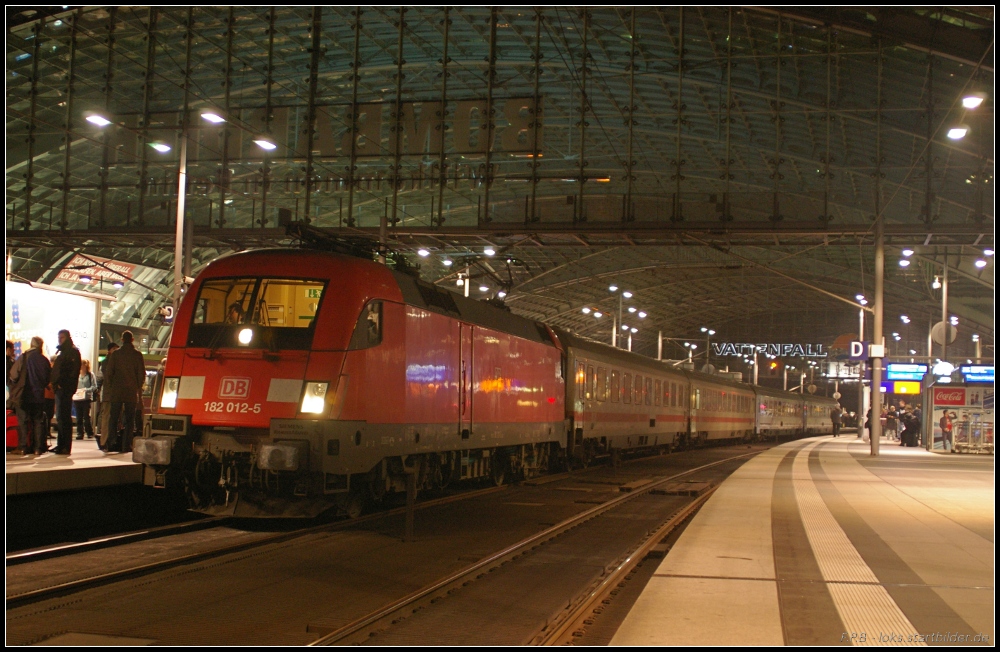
711, 343, 829, 358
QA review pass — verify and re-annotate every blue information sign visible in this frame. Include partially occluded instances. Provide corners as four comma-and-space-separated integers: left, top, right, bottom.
959, 365, 994, 383
885, 362, 928, 381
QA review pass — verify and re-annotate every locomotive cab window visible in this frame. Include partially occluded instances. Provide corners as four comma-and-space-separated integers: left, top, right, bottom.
188, 277, 326, 349
349, 300, 383, 350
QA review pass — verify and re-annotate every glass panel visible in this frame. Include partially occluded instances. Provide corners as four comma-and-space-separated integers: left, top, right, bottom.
187, 276, 326, 349
194, 277, 325, 327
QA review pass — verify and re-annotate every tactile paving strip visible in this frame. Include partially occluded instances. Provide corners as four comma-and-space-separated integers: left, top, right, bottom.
793, 442, 922, 646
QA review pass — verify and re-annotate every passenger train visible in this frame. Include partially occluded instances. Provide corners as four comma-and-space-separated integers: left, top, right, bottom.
134, 248, 837, 517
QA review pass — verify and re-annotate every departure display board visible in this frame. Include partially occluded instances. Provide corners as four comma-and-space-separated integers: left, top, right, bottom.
885, 363, 928, 381
959, 365, 994, 384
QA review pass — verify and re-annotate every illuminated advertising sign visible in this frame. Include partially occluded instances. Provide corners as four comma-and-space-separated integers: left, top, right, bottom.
959, 365, 994, 384
5, 281, 99, 364
885, 363, 928, 381
56, 254, 136, 286
712, 343, 828, 358
933, 388, 966, 406
880, 381, 923, 395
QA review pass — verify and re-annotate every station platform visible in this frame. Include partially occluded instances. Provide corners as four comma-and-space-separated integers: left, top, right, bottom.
611, 435, 995, 646
5, 438, 142, 496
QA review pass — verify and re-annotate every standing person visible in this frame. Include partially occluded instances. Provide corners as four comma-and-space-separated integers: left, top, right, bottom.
96, 342, 119, 450
938, 410, 953, 450
50, 329, 82, 455
885, 405, 898, 441
103, 331, 145, 454
8, 337, 51, 455
5, 340, 15, 387
830, 404, 842, 437
73, 360, 97, 441
901, 406, 921, 447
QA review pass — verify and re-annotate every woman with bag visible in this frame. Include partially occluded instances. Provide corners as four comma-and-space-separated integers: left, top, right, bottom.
73, 359, 96, 440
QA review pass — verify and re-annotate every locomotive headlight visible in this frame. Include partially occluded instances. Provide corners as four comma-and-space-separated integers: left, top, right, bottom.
238, 328, 253, 345
300, 381, 329, 414
160, 377, 180, 408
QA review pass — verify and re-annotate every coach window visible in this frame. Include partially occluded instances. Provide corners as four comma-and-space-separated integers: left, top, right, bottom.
654, 380, 661, 406
645, 378, 652, 406
668, 382, 675, 407
695, 388, 701, 410
597, 367, 607, 401
610, 370, 620, 403
623, 373, 632, 404
348, 300, 383, 349
587, 365, 596, 400
635, 375, 643, 406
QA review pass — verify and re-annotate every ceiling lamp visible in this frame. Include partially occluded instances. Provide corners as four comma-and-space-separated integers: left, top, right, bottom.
417, 249, 429, 257
974, 259, 987, 268
483, 247, 495, 256
901, 248, 914, 257
962, 92, 985, 109
201, 111, 226, 123
932, 276, 941, 289
85, 114, 112, 127
254, 136, 277, 150
899, 259, 910, 267
946, 125, 969, 140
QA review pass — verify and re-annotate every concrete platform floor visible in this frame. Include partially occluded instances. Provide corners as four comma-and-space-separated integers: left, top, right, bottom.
611, 436, 994, 646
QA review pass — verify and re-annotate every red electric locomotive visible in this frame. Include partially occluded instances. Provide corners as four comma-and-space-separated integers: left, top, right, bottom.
136, 243, 835, 518
136, 249, 565, 517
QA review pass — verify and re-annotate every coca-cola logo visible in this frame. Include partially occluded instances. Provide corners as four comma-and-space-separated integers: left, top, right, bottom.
934, 389, 965, 405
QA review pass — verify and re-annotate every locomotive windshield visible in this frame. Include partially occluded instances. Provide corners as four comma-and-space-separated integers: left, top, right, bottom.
187, 277, 327, 349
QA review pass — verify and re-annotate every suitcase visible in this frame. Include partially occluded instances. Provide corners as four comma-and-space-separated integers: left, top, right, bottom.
6, 408, 19, 450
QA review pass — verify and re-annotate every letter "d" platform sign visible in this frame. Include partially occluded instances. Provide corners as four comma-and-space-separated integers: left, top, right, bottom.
849, 341, 869, 360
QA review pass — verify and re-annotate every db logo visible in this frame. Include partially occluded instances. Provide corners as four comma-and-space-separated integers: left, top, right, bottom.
934, 388, 965, 406
219, 377, 251, 399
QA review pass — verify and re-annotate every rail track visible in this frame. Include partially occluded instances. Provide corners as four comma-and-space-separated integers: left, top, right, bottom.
5, 485, 505, 610
306, 451, 754, 646
7, 443, 774, 646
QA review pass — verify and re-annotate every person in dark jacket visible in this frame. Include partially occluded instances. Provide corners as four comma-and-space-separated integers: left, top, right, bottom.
8, 336, 51, 455
103, 331, 146, 453
96, 341, 119, 449
50, 330, 82, 455
5, 340, 14, 390
830, 404, 843, 437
